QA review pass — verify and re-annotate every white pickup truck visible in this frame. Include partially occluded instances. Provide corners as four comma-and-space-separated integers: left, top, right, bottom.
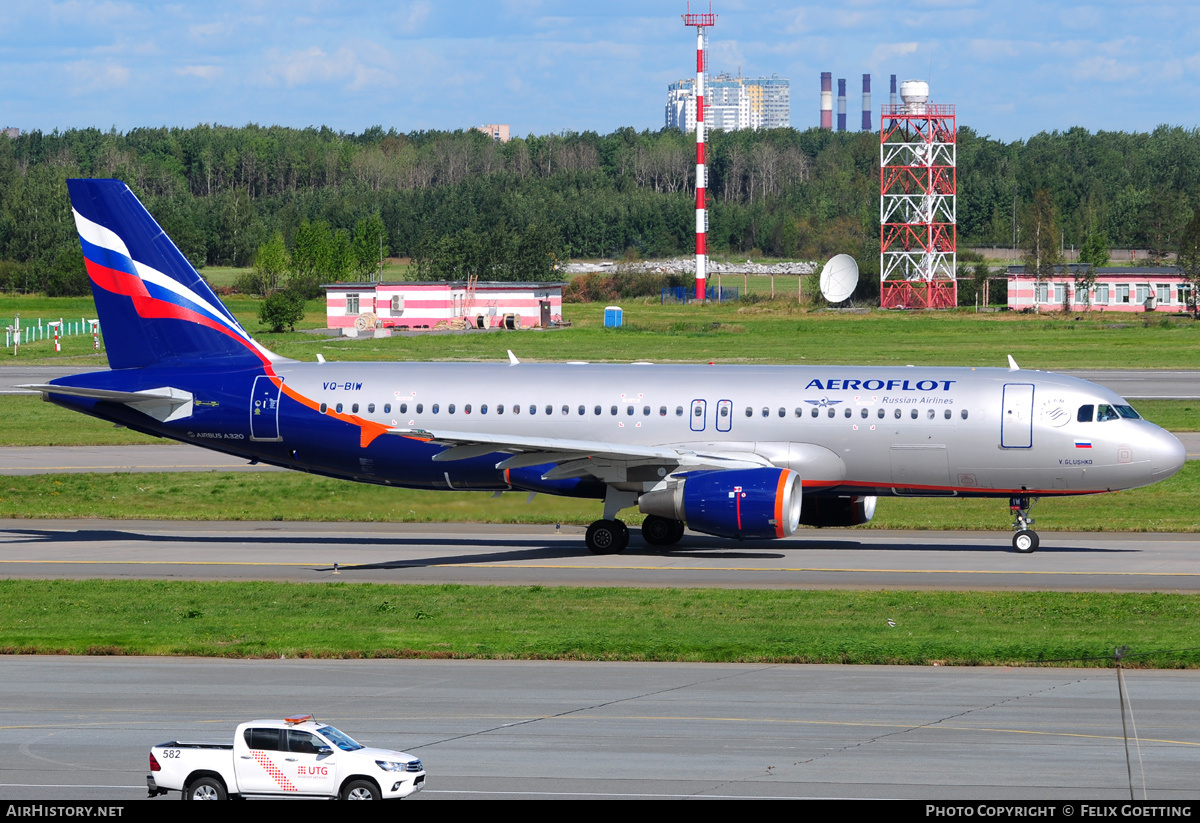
146, 715, 426, 800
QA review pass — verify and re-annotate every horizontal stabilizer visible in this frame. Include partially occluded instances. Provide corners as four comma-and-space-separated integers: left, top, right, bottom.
20, 384, 194, 423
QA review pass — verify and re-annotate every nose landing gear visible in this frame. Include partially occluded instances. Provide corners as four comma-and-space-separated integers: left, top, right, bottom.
1009, 496, 1039, 553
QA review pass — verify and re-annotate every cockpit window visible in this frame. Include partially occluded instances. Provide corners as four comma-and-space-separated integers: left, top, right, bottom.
1097, 404, 1120, 422
1115, 404, 1141, 420
1077, 404, 1094, 423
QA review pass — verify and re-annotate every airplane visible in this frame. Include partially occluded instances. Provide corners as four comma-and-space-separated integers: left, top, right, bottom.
23, 179, 1187, 555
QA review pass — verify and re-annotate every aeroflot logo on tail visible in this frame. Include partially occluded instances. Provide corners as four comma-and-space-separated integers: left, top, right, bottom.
805, 379, 957, 391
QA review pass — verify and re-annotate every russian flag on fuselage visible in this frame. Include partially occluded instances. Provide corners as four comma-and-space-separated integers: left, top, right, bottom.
67, 178, 273, 370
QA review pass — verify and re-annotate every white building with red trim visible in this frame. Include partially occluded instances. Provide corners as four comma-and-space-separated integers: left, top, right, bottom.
323, 281, 564, 334
1007, 266, 1192, 312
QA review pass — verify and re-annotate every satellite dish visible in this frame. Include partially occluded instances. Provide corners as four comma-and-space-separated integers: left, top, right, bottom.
819, 254, 859, 303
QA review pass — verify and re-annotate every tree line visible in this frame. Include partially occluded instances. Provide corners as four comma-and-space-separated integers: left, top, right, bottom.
1, 122, 1199, 297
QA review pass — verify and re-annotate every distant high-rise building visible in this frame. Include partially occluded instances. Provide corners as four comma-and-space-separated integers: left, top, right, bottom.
472, 124, 510, 143
667, 74, 789, 132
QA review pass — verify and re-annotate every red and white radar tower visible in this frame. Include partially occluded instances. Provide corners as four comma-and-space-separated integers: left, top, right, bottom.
879, 80, 957, 309
682, 4, 716, 301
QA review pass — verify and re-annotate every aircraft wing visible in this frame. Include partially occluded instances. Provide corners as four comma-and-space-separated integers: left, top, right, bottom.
390, 427, 773, 483
19, 384, 194, 423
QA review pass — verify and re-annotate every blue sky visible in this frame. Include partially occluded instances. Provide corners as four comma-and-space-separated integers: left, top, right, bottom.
3, 0, 1197, 142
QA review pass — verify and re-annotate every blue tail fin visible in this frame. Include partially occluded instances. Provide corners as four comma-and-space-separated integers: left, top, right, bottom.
68, 178, 274, 370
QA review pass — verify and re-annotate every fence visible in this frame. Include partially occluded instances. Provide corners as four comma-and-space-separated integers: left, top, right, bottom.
5, 317, 101, 350
660, 286, 739, 304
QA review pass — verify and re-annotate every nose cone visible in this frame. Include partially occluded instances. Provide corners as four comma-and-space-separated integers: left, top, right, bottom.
1149, 428, 1186, 483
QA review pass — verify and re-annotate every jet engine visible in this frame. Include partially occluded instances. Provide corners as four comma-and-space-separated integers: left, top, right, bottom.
798, 495, 877, 528
638, 467, 801, 540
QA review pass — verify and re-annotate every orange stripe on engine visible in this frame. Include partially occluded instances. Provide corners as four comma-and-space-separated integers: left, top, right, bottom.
774, 469, 791, 539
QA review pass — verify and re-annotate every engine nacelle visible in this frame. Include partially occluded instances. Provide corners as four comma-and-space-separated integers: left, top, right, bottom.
639, 468, 801, 540
798, 495, 877, 528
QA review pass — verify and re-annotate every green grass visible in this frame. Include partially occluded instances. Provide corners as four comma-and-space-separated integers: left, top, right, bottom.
3, 462, 1198, 531
4, 292, 1200, 368
0, 580, 1196, 666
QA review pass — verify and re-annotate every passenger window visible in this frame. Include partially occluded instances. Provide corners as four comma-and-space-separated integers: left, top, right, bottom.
529, 405, 536, 415
245, 728, 281, 751
612, 406, 619, 416
336, 403, 343, 413
827, 408, 835, 418
860, 408, 868, 419
745, 407, 753, 417
843, 408, 851, 418
944, 409, 951, 419
761, 407, 769, 418
643, 406, 651, 416
676, 406, 684, 416
794, 408, 803, 418
579, 405, 586, 415
496, 404, 504, 414
927, 409, 935, 420
562, 405, 570, 415
778, 408, 785, 418
811, 408, 819, 418
416, 403, 423, 413
1077, 404, 1094, 423
546, 405, 553, 415
464, 404, 472, 414
481, 404, 488, 414
693, 406, 702, 417
399, 403, 407, 413
513, 405, 520, 414
595, 405, 602, 416
448, 404, 455, 414
368, 403, 375, 413
319, 403, 327, 414
877, 408, 884, 419
352, 403, 359, 414
894, 409, 901, 419
383, 404, 390, 414
660, 406, 667, 416
911, 409, 918, 419
960, 409, 968, 420
626, 406, 634, 416
432, 404, 440, 414
720, 406, 729, 417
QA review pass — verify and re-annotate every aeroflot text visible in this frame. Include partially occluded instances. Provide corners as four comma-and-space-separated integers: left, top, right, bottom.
805, 379, 956, 392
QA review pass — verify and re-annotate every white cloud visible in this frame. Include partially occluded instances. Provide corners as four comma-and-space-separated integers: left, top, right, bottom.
264, 44, 398, 92
64, 59, 129, 95
178, 65, 223, 80
870, 42, 919, 69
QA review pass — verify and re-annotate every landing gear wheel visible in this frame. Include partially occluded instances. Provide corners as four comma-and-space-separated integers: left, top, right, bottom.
184, 776, 227, 800
586, 519, 629, 554
1012, 530, 1039, 554
642, 515, 684, 546
341, 779, 381, 800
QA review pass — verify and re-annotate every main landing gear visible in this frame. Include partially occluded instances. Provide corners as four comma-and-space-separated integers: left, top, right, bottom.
585, 519, 629, 554
641, 514, 685, 547
1009, 496, 1039, 553
583, 516, 687, 554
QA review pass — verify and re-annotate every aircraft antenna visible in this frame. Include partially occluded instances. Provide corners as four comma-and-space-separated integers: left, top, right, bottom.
682, 3, 716, 302
879, 80, 957, 309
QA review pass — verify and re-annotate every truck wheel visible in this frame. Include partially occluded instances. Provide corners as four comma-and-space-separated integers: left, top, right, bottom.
341, 779, 381, 800
184, 776, 226, 800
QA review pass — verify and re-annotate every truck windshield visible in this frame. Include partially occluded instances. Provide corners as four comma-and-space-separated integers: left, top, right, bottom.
317, 726, 364, 751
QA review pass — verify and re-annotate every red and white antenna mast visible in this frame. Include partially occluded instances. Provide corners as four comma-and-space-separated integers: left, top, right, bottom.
682, 3, 716, 301
879, 81, 957, 309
